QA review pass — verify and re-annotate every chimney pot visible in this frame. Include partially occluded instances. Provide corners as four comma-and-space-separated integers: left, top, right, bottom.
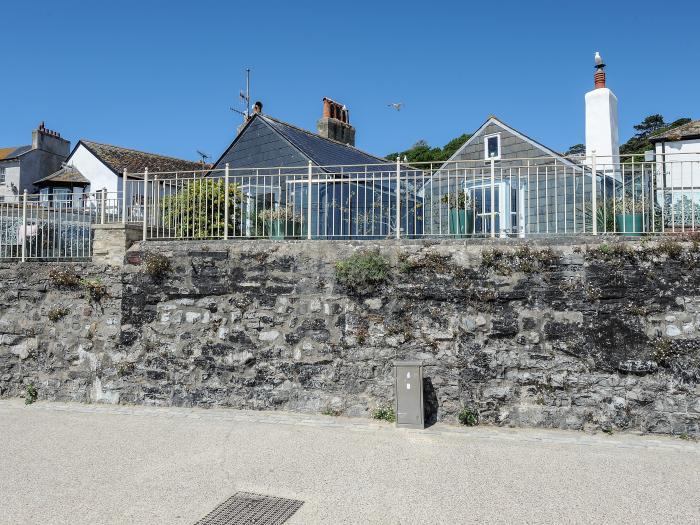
594, 70, 606, 89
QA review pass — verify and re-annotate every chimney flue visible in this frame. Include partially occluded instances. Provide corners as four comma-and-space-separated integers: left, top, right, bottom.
585, 51, 619, 171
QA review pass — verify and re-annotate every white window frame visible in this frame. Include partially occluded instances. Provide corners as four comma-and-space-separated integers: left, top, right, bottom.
0, 166, 5, 184
484, 133, 501, 160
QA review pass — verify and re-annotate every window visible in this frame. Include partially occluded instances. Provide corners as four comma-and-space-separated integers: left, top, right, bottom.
53, 187, 70, 204
484, 133, 501, 160
39, 187, 50, 204
0, 167, 5, 184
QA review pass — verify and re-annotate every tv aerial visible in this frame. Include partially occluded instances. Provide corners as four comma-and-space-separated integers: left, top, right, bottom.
230, 68, 251, 122
196, 150, 211, 164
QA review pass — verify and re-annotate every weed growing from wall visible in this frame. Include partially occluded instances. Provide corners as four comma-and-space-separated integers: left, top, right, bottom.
80, 279, 107, 302
48, 267, 80, 287
25, 384, 38, 405
481, 245, 558, 276
142, 253, 171, 278
372, 405, 396, 423
458, 407, 479, 426
335, 251, 389, 293
47, 306, 70, 322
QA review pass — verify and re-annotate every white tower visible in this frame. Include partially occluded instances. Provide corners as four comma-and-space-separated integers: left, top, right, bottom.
585, 52, 619, 172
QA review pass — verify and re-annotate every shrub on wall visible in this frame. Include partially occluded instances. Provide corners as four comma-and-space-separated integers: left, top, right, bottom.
142, 253, 171, 278
481, 245, 557, 275
48, 267, 80, 287
80, 279, 107, 302
335, 251, 389, 293
47, 306, 70, 322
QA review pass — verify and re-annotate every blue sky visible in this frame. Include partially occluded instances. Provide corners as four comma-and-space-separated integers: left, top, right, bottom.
2, 0, 698, 161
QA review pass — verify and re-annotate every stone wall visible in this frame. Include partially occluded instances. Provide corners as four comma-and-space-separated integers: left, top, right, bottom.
1, 239, 699, 436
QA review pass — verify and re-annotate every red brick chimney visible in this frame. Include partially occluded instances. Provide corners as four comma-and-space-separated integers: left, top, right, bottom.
317, 97, 355, 146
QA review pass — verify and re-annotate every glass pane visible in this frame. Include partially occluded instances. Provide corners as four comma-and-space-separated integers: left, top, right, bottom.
487, 137, 499, 158
54, 188, 69, 202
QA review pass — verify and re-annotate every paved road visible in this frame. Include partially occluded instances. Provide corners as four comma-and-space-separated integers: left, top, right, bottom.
1, 400, 698, 525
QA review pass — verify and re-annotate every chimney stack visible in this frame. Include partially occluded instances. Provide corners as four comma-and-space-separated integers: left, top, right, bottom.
317, 97, 355, 146
585, 52, 620, 172
32, 121, 70, 156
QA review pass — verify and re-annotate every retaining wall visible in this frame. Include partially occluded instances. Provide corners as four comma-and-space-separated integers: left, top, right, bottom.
1, 239, 699, 435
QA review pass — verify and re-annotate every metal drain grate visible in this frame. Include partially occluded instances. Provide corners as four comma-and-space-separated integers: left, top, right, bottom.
195, 492, 304, 525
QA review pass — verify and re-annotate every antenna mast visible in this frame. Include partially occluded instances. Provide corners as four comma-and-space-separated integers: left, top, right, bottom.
230, 68, 253, 124
245, 68, 251, 118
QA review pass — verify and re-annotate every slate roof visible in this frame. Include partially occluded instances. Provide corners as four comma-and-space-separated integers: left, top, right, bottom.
649, 120, 700, 142
0, 145, 32, 161
35, 166, 90, 186
80, 140, 206, 178
260, 115, 389, 169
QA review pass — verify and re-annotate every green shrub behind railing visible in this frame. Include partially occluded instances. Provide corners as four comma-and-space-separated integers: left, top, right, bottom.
161, 179, 245, 238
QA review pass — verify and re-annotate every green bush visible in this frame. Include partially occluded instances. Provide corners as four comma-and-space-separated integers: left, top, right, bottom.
458, 407, 479, 426
335, 251, 389, 292
161, 178, 245, 238
25, 384, 38, 405
372, 405, 396, 423
142, 252, 171, 277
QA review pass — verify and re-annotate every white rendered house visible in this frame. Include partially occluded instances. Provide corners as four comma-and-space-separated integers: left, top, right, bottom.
649, 120, 700, 224
35, 140, 205, 211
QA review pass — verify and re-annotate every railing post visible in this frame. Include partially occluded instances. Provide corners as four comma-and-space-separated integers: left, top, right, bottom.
21, 190, 27, 262
591, 150, 598, 235
490, 158, 496, 238
223, 163, 230, 240
307, 161, 313, 240
395, 156, 401, 239
100, 187, 107, 224
122, 169, 128, 224
142, 168, 148, 241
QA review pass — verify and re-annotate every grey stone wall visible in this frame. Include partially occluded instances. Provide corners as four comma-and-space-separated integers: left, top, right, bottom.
1, 239, 699, 436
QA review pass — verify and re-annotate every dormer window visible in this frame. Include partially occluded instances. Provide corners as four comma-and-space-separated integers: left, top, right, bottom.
485, 133, 501, 160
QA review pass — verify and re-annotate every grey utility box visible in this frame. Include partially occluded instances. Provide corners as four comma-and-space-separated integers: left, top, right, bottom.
394, 361, 424, 429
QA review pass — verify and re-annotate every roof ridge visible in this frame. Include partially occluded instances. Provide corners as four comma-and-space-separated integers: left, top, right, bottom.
81, 139, 200, 164
261, 115, 387, 163
649, 118, 700, 142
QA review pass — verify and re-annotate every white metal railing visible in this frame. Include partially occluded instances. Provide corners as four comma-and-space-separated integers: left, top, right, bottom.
2, 152, 700, 260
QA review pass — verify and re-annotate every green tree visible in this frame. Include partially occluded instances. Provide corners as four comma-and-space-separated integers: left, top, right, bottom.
633, 114, 666, 137
565, 143, 585, 156
161, 178, 245, 238
386, 134, 471, 165
620, 114, 692, 158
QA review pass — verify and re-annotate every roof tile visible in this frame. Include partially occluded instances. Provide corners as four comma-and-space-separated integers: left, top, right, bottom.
81, 140, 206, 175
